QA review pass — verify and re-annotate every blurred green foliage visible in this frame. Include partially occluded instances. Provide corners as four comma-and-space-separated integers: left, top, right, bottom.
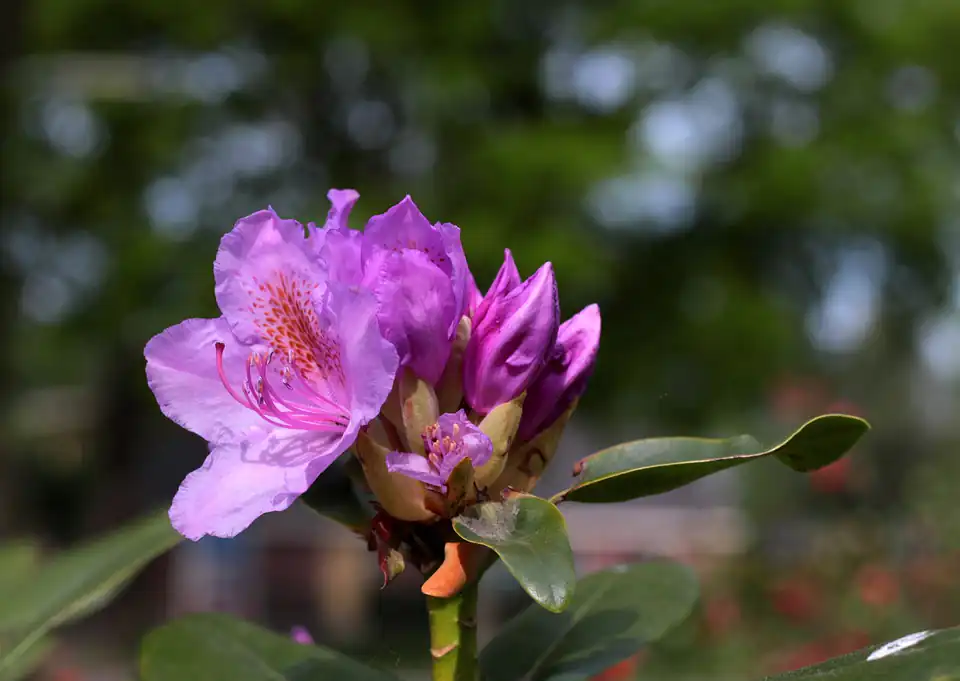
2, 0, 959, 580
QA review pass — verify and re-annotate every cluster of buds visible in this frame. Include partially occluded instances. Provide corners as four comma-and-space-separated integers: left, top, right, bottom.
356, 249, 599, 587
358, 250, 600, 525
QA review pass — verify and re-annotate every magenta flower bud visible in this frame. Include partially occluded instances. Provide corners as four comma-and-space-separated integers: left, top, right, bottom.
518, 304, 601, 441
463, 261, 559, 413
473, 249, 521, 328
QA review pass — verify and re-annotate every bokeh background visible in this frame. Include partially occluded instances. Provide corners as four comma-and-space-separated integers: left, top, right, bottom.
3, 1, 960, 679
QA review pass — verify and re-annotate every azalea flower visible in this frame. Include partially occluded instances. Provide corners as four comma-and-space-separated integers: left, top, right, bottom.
145, 204, 398, 541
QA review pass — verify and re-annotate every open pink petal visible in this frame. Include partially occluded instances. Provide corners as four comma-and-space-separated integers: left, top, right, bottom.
214, 208, 325, 344
385, 451, 443, 487
364, 250, 456, 384
169, 426, 351, 541
326, 283, 400, 421
145, 317, 260, 443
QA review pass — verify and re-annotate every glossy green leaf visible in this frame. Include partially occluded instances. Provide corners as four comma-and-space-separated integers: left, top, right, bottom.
453, 495, 575, 613
298, 456, 373, 535
555, 414, 870, 504
0, 511, 182, 677
480, 561, 698, 681
761, 627, 960, 680
140, 613, 399, 681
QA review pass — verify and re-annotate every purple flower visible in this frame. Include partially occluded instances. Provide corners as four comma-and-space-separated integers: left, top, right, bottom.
290, 626, 314, 645
385, 410, 493, 489
359, 196, 470, 383
518, 304, 601, 441
463, 259, 560, 414
145, 208, 398, 541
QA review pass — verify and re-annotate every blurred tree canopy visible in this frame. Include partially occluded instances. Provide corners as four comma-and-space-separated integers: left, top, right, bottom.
2, 0, 959, 535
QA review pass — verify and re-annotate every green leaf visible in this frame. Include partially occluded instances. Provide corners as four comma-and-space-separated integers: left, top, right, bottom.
480, 561, 698, 681
0, 511, 182, 677
556, 414, 870, 504
140, 612, 399, 681
761, 627, 960, 680
298, 456, 373, 535
453, 495, 575, 613
0, 543, 49, 681
0, 636, 53, 681
0, 543, 40, 601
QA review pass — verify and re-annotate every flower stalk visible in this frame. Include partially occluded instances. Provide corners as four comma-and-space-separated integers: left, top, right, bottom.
427, 580, 479, 681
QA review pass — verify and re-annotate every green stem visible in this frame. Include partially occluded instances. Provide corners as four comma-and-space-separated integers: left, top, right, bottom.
426, 582, 479, 681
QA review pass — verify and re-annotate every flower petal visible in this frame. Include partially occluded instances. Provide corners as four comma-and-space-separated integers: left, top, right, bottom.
437, 222, 470, 334
464, 262, 560, 413
169, 427, 348, 541
437, 410, 493, 478
473, 249, 521, 328
362, 196, 447, 270
144, 317, 259, 443
464, 271, 482, 320
364, 250, 457, 384
312, 189, 364, 286
519, 303, 601, 440
325, 188, 359, 230
214, 208, 324, 344
386, 450, 444, 487
325, 283, 399, 422
320, 226, 363, 286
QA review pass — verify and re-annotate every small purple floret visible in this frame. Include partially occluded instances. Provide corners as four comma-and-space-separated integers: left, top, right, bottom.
385, 410, 493, 489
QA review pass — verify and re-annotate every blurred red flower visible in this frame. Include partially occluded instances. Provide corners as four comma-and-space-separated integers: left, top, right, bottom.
589, 652, 645, 680
809, 457, 852, 494
856, 564, 899, 608
769, 576, 823, 622
703, 593, 742, 639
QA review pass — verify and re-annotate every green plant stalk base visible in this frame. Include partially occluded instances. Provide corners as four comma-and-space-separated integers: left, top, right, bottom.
427, 583, 479, 681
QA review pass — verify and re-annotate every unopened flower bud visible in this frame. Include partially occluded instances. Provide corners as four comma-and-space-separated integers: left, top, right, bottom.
473, 393, 526, 488
489, 399, 577, 498
473, 249, 521, 328
355, 422, 436, 523
463, 261, 559, 414
518, 304, 600, 441
436, 316, 472, 414
398, 368, 439, 455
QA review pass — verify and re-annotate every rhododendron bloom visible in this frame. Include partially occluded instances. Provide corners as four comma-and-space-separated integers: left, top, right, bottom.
145, 207, 398, 541
386, 410, 493, 490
